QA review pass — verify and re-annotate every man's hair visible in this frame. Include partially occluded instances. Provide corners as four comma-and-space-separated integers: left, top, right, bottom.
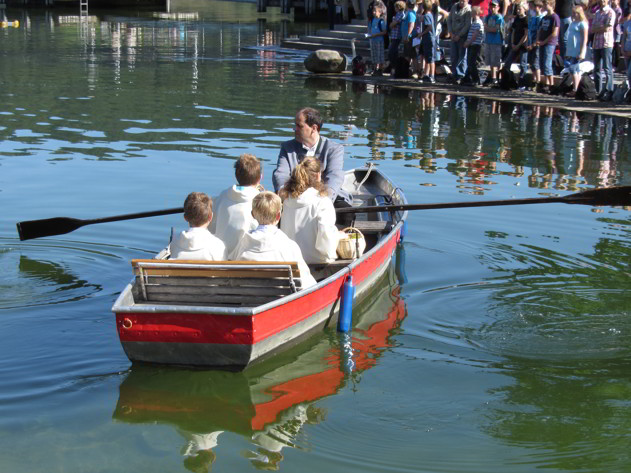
279, 157, 328, 200
252, 191, 282, 225
472, 5, 482, 14
298, 107, 323, 131
183, 192, 212, 227
394, 0, 406, 10
545, 0, 555, 7
234, 153, 261, 186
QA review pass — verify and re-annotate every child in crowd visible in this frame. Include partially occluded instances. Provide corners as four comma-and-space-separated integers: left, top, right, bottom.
170, 192, 226, 261
612, 0, 623, 70
526, 0, 545, 89
402, 0, 419, 70
367, 1, 388, 75
231, 191, 317, 288
564, 5, 589, 96
418, 0, 437, 83
622, 7, 631, 86
502, 1, 529, 79
484, 0, 505, 86
447, 0, 472, 84
535, 0, 560, 93
210, 153, 262, 258
279, 157, 345, 264
591, 0, 616, 101
388, 1, 407, 71
463, 6, 485, 85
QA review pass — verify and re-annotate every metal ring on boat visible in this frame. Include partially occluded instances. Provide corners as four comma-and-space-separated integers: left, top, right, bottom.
122, 318, 133, 329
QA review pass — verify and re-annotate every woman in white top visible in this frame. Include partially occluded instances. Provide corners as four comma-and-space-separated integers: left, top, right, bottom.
279, 157, 344, 264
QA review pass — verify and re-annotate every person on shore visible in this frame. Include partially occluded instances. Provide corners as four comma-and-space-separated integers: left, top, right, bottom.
170, 192, 227, 261
401, 0, 419, 72
564, 5, 589, 96
612, 0, 623, 68
555, 0, 573, 59
447, 0, 472, 84
526, 0, 545, 89
418, 0, 437, 82
483, 0, 505, 86
622, 6, 631, 86
367, 1, 388, 75
231, 191, 317, 289
591, 0, 616, 101
388, 1, 407, 70
209, 153, 262, 258
462, 5, 485, 85
501, 2, 529, 79
430, 0, 449, 67
535, 0, 560, 93
273, 107, 351, 211
279, 157, 345, 264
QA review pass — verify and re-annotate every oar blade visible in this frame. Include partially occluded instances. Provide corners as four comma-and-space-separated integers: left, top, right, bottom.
564, 186, 631, 207
17, 217, 83, 241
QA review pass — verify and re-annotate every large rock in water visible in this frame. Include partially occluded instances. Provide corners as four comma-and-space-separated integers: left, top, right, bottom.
304, 50, 347, 73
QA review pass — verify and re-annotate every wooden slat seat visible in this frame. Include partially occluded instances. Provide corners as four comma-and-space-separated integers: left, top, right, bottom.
131, 259, 302, 307
351, 220, 392, 234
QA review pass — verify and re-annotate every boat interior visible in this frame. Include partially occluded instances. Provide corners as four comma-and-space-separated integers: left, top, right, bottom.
126, 167, 405, 308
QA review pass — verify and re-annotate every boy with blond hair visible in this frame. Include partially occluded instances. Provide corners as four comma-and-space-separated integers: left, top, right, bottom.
231, 192, 317, 288
170, 192, 226, 261
210, 153, 262, 257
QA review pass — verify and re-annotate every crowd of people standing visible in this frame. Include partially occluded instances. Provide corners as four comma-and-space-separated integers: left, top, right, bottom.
360, 0, 631, 101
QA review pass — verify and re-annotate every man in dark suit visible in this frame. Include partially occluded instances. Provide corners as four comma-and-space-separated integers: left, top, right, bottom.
273, 108, 352, 207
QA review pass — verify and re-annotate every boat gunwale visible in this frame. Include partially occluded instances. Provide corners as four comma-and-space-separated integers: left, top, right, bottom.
111, 167, 407, 317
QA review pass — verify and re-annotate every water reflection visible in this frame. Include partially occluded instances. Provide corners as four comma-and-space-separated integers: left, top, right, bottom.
482, 357, 631, 471
112, 267, 406, 471
468, 225, 631, 360
345, 85, 630, 193
0, 251, 103, 309
2, 9, 630, 195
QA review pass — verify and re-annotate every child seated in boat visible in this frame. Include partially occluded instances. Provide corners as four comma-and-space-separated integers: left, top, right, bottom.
170, 192, 227, 261
210, 153, 262, 257
231, 191, 317, 288
279, 157, 345, 264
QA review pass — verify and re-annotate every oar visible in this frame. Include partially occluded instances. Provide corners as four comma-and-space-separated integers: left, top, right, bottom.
17, 207, 183, 241
335, 186, 631, 214
15, 186, 630, 241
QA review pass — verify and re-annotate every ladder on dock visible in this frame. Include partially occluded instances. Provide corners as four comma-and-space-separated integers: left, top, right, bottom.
80, 0, 88, 16
79, 0, 88, 42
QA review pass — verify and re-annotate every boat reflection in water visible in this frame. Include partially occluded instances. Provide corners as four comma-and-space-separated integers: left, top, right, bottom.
112, 265, 406, 471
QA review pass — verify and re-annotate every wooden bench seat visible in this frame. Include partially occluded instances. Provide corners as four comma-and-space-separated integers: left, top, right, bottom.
131, 259, 302, 307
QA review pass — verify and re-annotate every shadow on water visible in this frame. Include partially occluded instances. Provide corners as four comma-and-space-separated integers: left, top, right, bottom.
112, 265, 406, 471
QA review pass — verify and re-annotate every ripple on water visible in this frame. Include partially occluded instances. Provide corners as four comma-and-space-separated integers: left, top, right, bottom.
0, 243, 118, 309
0, 240, 135, 426
464, 239, 631, 362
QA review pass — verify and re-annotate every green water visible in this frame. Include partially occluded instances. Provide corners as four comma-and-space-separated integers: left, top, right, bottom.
0, 2, 630, 472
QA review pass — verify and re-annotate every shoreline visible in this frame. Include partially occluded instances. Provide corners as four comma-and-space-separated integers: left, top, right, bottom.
297, 70, 631, 118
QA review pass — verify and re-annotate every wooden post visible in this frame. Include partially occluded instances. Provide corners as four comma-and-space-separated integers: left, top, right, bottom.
281, 0, 290, 14
257, 0, 267, 13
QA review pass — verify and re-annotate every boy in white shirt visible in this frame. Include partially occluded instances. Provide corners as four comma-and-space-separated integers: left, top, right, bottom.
231, 191, 317, 289
170, 192, 226, 261
210, 154, 262, 257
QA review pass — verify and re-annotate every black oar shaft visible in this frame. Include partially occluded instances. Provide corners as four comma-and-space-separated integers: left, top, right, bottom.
84, 207, 184, 225
15, 186, 630, 241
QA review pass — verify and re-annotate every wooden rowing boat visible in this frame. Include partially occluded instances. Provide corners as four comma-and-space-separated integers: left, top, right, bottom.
112, 269, 406, 465
111, 166, 407, 369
